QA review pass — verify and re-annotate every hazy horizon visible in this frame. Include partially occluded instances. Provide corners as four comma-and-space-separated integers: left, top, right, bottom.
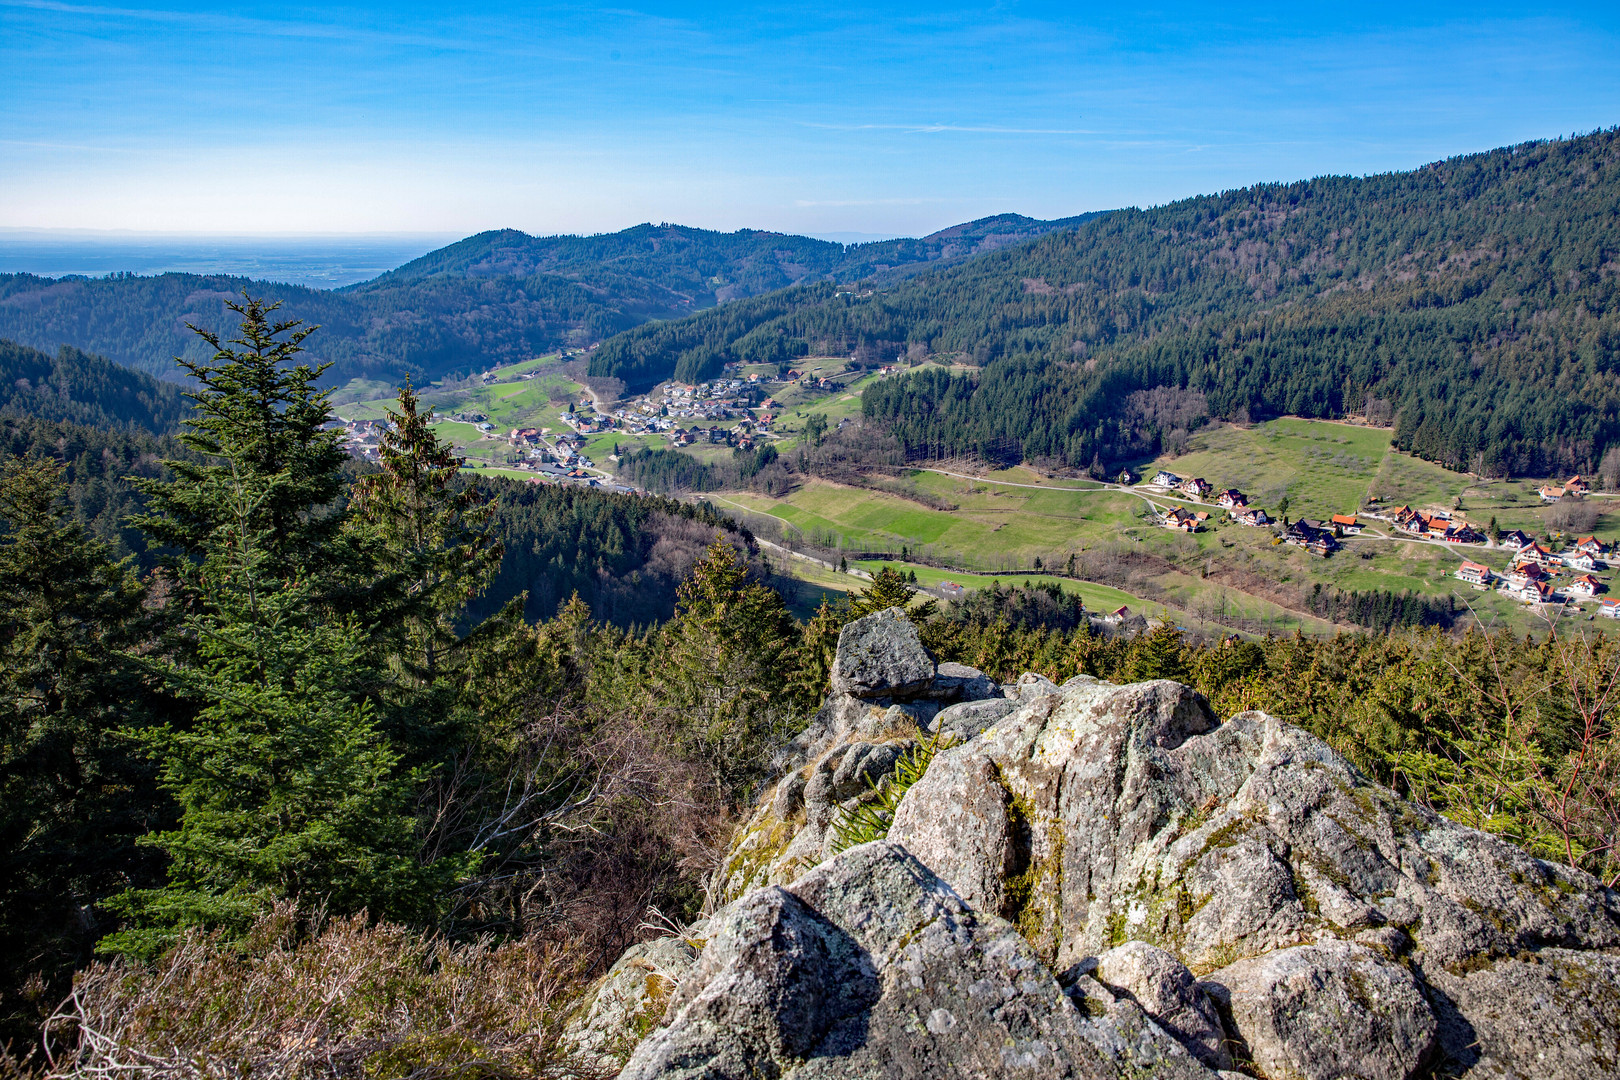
0, 222, 943, 288
5, 3, 1618, 238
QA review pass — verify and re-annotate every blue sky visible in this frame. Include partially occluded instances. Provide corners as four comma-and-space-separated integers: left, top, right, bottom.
3, 2, 1619, 238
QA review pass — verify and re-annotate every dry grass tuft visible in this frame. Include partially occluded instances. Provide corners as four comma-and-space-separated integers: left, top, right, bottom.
38, 904, 607, 1080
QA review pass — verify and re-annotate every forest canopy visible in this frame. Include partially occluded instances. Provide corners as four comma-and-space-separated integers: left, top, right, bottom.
588, 130, 1620, 477
0, 216, 1085, 389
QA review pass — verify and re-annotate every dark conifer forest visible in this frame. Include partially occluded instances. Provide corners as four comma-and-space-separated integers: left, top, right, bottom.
0, 215, 1084, 387
591, 130, 1620, 476
0, 340, 186, 433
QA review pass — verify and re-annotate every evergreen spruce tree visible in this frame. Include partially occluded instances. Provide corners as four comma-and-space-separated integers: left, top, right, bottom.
133, 295, 346, 589
787, 598, 846, 712
0, 460, 156, 1029
107, 298, 465, 956
349, 379, 505, 683
654, 539, 797, 796
1121, 625, 1190, 682
848, 565, 937, 620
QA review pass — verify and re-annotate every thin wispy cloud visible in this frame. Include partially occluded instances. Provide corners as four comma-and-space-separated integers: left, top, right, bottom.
0, 137, 137, 153
2, 3, 1617, 235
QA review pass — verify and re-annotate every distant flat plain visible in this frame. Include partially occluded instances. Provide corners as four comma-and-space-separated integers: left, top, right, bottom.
0, 230, 457, 289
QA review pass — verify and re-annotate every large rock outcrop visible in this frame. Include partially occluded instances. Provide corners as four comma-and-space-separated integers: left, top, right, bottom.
713, 608, 1017, 904
883, 675, 1620, 1078
572, 642, 1620, 1079
622, 842, 1217, 1080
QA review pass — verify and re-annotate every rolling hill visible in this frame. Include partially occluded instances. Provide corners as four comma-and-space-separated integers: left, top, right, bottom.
589, 129, 1620, 478
0, 215, 1092, 389
0, 338, 186, 433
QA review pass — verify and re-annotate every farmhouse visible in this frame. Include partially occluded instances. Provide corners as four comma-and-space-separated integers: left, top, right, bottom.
1504, 578, 1558, 604
1162, 507, 1199, 532
1330, 514, 1362, 534
1520, 542, 1556, 564
1504, 561, 1549, 588
1455, 561, 1493, 586
1441, 523, 1485, 544
1567, 475, 1591, 495
1285, 519, 1339, 554
1539, 485, 1570, 502
1391, 506, 1434, 535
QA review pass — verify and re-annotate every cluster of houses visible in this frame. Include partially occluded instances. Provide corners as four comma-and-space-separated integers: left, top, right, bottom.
607, 376, 789, 449
652, 379, 757, 423
334, 418, 388, 461
1389, 506, 1486, 544
1454, 534, 1613, 607
1151, 469, 1363, 541
504, 426, 594, 472
1538, 475, 1591, 502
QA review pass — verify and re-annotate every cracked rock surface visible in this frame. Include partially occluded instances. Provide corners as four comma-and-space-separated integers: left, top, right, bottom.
576, 658, 1620, 1079
621, 842, 1215, 1080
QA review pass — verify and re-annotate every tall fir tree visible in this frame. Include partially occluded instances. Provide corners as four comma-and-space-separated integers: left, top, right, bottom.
133, 294, 347, 599
349, 379, 505, 684
0, 459, 159, 1034
848, 565, 938, 621
653, 538, 798, 796
108, 298, 465, 956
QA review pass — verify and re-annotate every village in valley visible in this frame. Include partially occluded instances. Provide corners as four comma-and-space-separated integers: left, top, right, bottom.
1137, 463, 1617, 617
325, 349, 1620, 636
327, 349, 884, 490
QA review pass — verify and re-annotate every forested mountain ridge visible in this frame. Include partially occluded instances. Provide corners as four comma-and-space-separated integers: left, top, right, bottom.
0, 339, 185, 433
370, 215, 1097, 293
592, 129, 1620, 476
832, 211, 1104, 284
0, 215, 1089, 389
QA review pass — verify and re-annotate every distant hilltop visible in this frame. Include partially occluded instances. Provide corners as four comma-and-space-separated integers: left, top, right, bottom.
0, 213, 1098, 387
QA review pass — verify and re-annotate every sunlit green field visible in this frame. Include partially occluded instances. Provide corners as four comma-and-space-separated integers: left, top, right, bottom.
1141, 418, 1393, 520
706, 415, 1620, 637
335, 356, 1620, 639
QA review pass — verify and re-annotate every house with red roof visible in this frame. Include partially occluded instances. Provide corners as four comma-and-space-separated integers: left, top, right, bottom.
1569, 574, 1604, 597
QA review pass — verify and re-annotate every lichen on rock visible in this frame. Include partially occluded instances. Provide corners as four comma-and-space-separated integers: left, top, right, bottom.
578, 660, 1620, 1079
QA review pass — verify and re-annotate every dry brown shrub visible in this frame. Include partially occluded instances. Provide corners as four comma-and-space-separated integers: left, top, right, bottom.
39, 905, 607, 1080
